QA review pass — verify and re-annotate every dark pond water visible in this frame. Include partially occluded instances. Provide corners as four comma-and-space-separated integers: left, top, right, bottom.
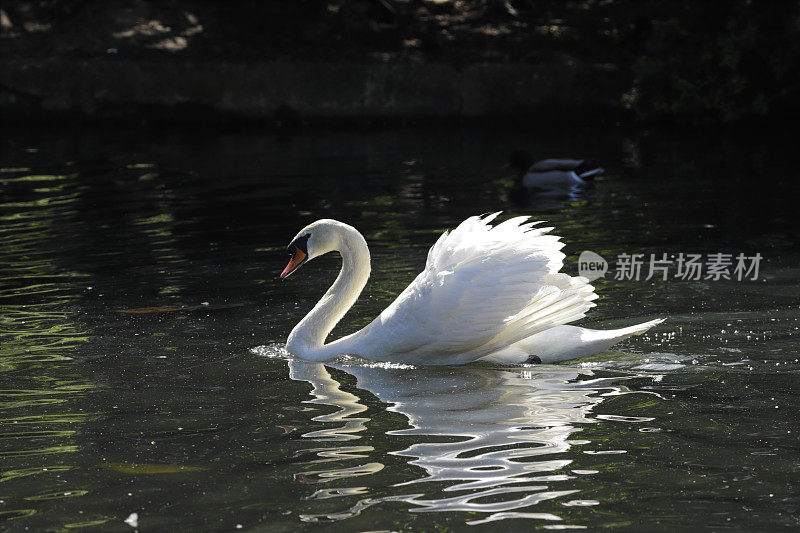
1, 125, 799, 531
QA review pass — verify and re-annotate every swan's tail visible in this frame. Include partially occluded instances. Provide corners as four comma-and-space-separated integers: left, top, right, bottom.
610, 318, 665, 337
483, 318, 665, 364
578, 167, 604, 180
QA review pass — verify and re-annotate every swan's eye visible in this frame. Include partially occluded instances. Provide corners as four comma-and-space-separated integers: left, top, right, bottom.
289, 234, 311, 255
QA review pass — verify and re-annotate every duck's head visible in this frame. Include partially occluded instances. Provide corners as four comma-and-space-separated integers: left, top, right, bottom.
508, 149, 535, 172
280, 219, 347, 279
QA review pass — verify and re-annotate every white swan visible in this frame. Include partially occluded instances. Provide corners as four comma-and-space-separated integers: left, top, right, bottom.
281, 213, 662, 364
508, 150, 604, 189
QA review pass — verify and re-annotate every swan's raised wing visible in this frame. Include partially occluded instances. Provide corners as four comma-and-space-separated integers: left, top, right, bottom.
355, 213, 597, 364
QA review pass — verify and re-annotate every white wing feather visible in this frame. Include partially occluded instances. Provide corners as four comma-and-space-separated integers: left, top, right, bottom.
354, 213, 597, 364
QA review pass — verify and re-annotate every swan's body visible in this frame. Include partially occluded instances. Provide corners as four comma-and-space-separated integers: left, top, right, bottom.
281, 214, 661, 365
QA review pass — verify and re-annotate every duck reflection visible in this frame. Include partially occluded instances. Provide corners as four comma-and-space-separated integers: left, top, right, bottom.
288, 360, 648, 525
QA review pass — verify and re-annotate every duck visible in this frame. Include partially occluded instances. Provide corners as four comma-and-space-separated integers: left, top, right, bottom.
508, 149, 604, 189
280, 213, 662, 365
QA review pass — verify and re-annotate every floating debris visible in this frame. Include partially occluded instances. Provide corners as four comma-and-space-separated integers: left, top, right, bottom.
124, 512, 138, 528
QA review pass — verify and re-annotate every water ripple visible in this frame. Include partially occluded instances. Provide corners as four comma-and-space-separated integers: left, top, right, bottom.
288, 361, 654, 524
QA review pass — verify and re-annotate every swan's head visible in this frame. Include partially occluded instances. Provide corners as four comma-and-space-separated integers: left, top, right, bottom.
280, 219, 347, 279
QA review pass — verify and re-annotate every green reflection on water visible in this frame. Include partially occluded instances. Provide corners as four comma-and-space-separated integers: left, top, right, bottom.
24, 490, 89, 501
1, 445, 81, 457
3, 174, 69, 183
0, 509, 37, 520
0, 166, 98, 527
63, 518, 112, 528
1, 466, 74, 482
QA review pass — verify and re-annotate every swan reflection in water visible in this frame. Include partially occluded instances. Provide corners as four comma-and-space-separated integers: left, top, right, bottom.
287, 360, 655, 526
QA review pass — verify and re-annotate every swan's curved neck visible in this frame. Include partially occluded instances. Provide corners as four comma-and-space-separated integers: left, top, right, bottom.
286, 226, 370, 361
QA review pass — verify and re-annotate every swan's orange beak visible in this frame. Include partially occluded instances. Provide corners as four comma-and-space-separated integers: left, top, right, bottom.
280, 247, 307, 279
